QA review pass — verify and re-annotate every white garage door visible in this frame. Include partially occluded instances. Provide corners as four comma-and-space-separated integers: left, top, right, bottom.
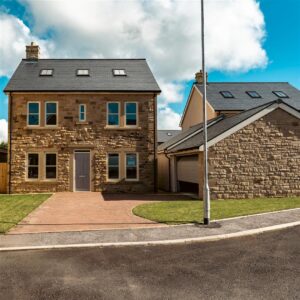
177, 155, 199, 184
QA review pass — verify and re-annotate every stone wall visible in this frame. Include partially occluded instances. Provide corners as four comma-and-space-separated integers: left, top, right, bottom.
9, 93, 156, 193
208, 109, 300, 199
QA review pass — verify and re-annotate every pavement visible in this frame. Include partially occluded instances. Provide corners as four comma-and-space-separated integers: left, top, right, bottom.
1, 226, 299, 300
1, 208, 299, 250
8, 192, 192, 234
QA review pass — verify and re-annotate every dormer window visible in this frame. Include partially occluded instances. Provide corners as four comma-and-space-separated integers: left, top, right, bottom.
40, 69, 53, 76
246, 91, 261, 98
113, 69, 126, 76
76, 69, 89, 76
220, 91, 234, 98
273, 91, 288, 98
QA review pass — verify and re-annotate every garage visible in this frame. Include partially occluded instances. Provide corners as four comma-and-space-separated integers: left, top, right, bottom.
176, 155, 199, 194
158, 100, 300, 199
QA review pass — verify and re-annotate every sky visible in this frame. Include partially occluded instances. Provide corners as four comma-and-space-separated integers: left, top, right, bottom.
0, 0, 299, 143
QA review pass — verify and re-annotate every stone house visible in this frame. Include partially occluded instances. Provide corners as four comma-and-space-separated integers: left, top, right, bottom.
158, 72, 300, 199
4, 43, 161, 193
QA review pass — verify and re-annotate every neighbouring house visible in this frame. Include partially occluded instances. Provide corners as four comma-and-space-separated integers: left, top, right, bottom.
4, 42, 161, 193
157, 130, 181, 146
158, 71, 300, 199
0, 148, 7, 163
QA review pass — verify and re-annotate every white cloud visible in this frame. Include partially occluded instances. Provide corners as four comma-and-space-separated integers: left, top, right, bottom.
0, 13, 52, 77
158, 80, 185, 105
158, 107, 181, 130
205, 0, 267, 72
1, 0, 267, 128
0, 119, 8, 143
20, 0, 267, 80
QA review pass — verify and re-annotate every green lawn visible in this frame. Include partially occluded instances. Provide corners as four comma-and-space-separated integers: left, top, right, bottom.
0, 194, 51, 233
133, 197, 300, 224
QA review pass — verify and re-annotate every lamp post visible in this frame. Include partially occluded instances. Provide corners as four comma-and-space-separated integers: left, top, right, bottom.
201, 0, 210, 225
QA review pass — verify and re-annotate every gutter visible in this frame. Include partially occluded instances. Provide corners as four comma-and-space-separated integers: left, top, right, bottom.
4, 90, 162, 94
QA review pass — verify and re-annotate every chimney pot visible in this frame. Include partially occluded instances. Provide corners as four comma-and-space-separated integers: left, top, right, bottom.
26, 42, 40, 60
195, 70, 208, 84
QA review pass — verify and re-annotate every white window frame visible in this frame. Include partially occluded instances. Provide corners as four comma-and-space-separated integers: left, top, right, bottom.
45, 101, 58, 127
27, 102, 40, 127
79, 104, 86, 122
113, 69, 126, 76
26, 152, 39, 180
40, 69, 53, 76
125, 152, 139, 181
125, 102, 138, 127
107, 153, 120, 182
45, 152, 57, 180
76, 69, 89, 76
107, 102, 120, 127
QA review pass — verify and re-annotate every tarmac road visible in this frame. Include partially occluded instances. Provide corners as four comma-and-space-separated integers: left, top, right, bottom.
0, 226, 299, 300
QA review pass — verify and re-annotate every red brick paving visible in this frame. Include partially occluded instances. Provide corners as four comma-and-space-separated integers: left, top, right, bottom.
8, 192, 190, 234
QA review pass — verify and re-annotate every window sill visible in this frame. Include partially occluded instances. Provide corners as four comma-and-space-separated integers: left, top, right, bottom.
76, 122, 89, 125
106, 179, 140, 184
104, 126, 141, 130
25, 179, 57, 183
106, 179, 121, 183
125, 179, 139, 182
25, 126, 61, 130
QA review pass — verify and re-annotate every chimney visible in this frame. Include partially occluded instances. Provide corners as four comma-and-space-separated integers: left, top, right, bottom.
195, 70, 208, 84
26, 42, 40, 60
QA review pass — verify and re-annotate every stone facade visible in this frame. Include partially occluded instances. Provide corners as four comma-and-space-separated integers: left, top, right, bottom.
9, 92, 157, 193
208, 109, 300, 199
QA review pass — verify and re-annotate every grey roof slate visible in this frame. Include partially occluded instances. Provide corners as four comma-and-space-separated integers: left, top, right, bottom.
157, 130, 181, 143
4, 59, 161, 92
196, 82, 300, 111
158, 115, 224, 152
164, 100, 293, 153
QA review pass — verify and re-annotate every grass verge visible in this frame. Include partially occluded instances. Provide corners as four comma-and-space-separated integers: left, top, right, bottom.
133, 197, 300, 224
0, 194, 52, 233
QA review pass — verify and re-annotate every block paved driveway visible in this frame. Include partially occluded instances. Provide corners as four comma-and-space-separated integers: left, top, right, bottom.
8, 192, 190, 234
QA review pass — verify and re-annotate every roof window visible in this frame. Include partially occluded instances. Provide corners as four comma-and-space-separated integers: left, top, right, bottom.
220, 91, 234, 98
40, 69, 53, 76
76, 69, 89, 76
246, 91, 261, 98
272, 91, 288, 98
113, 69, 126, 76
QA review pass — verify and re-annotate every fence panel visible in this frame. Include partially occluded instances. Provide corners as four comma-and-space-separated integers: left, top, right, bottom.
0, 163, 7, 193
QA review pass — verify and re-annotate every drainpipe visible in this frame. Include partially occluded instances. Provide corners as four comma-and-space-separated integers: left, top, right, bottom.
153, 94, 158, 193
165, 152, 171, 192
8, 92, 12, 194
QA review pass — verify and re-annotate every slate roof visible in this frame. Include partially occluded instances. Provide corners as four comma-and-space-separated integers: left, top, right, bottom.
157, 130, 181, 144
4, 59, 161, 92
160, 99, 296, 153
158, 115, 224, 152
195, 82, 300, 111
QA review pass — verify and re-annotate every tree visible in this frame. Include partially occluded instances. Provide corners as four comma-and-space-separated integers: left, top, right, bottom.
0, 142, 8, 149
